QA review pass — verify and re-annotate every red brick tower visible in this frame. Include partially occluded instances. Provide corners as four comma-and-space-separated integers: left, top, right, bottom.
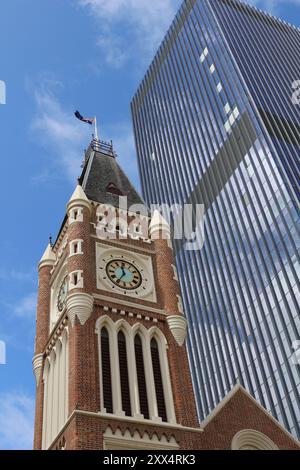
33, 139, 300, 451
33, 139, 202, 450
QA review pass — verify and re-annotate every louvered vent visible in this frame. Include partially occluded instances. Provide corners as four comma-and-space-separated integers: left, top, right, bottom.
134, 335, 150, 419
101, 327, 113, 413
151, 338, 167, 422
118, 331, 132, 416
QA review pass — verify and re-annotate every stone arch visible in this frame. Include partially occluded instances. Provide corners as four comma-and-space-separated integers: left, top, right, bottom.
231, 429, 279, 450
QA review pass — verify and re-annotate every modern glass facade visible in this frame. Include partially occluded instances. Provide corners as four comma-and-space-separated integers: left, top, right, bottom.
131, 0, 300, 438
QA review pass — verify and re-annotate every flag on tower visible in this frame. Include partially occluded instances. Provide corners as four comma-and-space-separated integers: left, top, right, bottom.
74, 110, 94, 125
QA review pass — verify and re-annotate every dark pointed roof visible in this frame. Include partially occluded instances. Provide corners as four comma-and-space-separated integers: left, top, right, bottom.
79, 140, 145, 208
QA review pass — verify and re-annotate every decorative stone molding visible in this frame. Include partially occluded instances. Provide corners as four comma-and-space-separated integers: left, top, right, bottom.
46, 319, 68, 355
177, 295, 184, 314
69, 239, 84, 257
171, 264, 179, 281
103, 426, 179, 450
167, 315, 187, 346
39, 244, 56, 270
67, 184, 91, 216
69, 270, 84, 290
69, 207, 84, 224
231, 429, 279, 450
167, 238, 173, 250
95, 316, 176, 424
96, 243, 157, 302
149, 210, 171, 239
95, 301, 163, 324
56, 236, 68, 262
32, 353, 44, 386
67, 292, 94, 326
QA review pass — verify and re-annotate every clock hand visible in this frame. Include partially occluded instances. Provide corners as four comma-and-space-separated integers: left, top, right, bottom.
120, 268, 126, 280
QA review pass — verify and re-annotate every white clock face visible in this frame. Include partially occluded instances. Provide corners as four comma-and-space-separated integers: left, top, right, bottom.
57, 276, 68, 312
96, 243, 157, 302
106, 259, 142, 290
98, 253, 149, 296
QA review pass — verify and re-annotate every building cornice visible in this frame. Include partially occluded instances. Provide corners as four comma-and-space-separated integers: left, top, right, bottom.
91, 234, 155, 253
93, 293, 165, 316
48, 408, 202, 449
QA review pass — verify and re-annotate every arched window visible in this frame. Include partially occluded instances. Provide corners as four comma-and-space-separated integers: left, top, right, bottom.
134, 334, 149, 419
151, 338, 167, 422
101, 327, 113, 413
118, 331, 131, 416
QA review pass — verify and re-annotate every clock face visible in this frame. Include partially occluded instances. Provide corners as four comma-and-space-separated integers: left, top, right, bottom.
106, 259, 142, 290
57, 276, 68, 312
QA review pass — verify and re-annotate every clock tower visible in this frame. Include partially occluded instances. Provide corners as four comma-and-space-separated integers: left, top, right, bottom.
33, 139, 300, 451
33, 138, 201, 450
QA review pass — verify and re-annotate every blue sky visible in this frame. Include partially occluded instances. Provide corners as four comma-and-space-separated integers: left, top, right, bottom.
0, 0, 299, 450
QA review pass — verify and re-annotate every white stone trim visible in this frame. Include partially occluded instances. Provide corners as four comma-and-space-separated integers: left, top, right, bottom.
42, 329, 69, 450
95, 316, 176, 425
50, 264, 68, 332
103, 426, 179, 450
116, 320, 142, 419
177, 295, 184, 314
167, 238, 173, 250
52, 343, 60, 438
42, 359, 50, 450
69, 239, 83, 257
167, 315, 187, 347
144, 331, 160, 422
67, 184, 91, 215
32, 353, 44, 386
96, 243, 157, 302
149, 210, 171, 239
39, 244, 56, 270
149, 327, 176, 424
69, 207, 83, 224
48, 350, 55, 448
69, 270, 84, 290
91, 234, 154, 252
231, 429, 278, 450
93, 293, 165, 315
67, 292, 94, 326
46, 408, 202, 450
95, 316, 124, 416
171, 264, 179, 281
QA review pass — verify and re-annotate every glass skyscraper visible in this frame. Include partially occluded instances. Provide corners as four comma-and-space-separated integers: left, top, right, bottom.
131, 0, 300, 438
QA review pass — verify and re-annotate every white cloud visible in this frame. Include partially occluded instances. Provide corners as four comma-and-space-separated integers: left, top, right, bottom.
0, 268, 35, 283
0, 392, 34, 450
77, 0, 181, 68
30, 79, 139, 185
31, 82, 92, 181
76, 0, 300, 68
13, 292, 36, 319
